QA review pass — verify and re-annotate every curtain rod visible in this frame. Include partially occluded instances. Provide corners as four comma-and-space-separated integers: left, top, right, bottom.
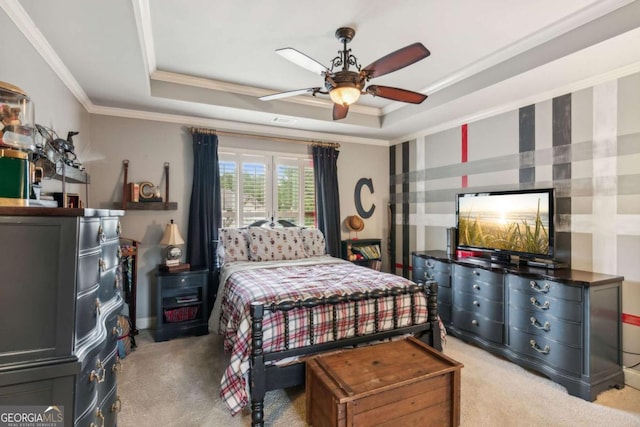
188, 127, 340, 149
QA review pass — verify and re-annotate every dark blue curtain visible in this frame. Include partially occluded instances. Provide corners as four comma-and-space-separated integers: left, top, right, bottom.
312, 145, 341, 257
186, 131, 221, 272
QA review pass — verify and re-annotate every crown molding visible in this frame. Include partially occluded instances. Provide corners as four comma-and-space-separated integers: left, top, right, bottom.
132, 0, 155, 76
90, 104, 389, 146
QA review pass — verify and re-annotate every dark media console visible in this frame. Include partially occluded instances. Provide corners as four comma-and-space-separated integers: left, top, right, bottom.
412, 250, 625, 401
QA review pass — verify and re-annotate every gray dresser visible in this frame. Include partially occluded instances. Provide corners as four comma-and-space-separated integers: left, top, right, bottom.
0, 207, 124, 426
412, 250, 625, 401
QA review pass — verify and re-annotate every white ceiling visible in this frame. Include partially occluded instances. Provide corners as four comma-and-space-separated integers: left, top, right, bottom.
5, 0, 640, 145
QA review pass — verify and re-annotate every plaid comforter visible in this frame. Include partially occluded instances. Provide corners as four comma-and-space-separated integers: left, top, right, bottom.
212, 256, 433, 415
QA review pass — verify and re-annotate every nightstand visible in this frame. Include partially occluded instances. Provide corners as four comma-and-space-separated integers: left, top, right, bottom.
154, 268, 209, 341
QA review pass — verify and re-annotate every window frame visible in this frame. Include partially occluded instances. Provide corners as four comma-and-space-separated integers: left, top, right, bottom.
219, 148, 315, 228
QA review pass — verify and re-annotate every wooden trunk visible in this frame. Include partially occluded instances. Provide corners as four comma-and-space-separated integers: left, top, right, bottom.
305, 337, 463, 427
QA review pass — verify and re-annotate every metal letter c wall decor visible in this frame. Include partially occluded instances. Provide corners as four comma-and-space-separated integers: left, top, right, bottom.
354, 177, 375, 219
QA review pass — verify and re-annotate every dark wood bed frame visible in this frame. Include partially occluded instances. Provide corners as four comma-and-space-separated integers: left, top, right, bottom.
247, 280, 441, 426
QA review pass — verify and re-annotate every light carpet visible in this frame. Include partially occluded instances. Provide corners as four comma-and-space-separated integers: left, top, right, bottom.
117, 331, 640, 426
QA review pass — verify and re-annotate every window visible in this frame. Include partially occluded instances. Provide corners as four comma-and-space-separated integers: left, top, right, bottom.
219, 149, 315, 228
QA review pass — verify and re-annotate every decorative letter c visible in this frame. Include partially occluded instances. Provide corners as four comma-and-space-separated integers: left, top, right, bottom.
355, 178, 375, 219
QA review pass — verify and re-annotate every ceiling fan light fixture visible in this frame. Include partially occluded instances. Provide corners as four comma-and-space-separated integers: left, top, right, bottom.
329, 85, 361, 107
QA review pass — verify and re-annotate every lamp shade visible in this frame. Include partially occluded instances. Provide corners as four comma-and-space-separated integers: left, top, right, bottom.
160, 220, 184, 246
329, 85, 361, 106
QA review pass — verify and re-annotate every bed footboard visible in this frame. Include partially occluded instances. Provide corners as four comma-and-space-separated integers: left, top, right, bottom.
249, 280, 440, 427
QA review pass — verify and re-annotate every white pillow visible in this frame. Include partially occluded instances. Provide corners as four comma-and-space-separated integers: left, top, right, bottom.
247, 227, 308, 261
218, 228, 250, 263
301, 228, 326, 256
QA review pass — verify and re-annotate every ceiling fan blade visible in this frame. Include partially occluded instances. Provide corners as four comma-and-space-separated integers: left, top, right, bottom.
259, 87, 319, 101
362, 43, 430, 79
333, 103, 349, 120
276, 48, 329, 76
366, 85, 427, 104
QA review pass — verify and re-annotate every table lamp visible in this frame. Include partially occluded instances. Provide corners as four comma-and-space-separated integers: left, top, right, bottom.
160, 219, 184, 267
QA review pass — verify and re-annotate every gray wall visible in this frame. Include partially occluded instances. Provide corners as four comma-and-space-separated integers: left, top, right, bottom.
389, 72, 640, 384
0, 8, 88, 197
87, 115, 390, 326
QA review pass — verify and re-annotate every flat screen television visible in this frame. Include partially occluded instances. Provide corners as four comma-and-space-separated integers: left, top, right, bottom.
456, 188, 554, 262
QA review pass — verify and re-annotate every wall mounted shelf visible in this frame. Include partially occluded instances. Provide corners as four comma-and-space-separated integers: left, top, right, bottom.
115, 201, 177, 210
115, 160, 177, 210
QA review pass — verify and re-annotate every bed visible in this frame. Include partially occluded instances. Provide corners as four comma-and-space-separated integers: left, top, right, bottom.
209, 225, 443, 426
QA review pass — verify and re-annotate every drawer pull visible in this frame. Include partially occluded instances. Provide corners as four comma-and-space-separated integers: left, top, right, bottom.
95, 298, 101, 315
530, 316, 551, 332
111, 396, 122, 413
90, 360, 105, 383
473, 284, 481, 291
473, 270, 480, 276
473, 300, 480, 307
530, 281, 550, 294
530, 339, 550, 354
117, 246, 122, 259
426, 272, 434, 280
114, 276, 121, 290
471, 319, 479, 326
112, 358, 123, 373
530, 297, 550, 310
97, 225, 106, 243
90, 409, 105, 427
426, 261, 434, 268
99, 258, 106, 272
116, 221, 122, 236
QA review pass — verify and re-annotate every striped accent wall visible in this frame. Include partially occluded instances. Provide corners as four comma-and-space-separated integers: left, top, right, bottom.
389, 71, 640, 377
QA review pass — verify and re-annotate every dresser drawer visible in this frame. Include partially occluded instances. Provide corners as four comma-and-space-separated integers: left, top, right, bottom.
507, 275, 582, 302
454, 291, 503, 322
439, 286, 452, 306
101, 217, 122, 241
100, 240, 121, 273
99, 268, 121, 304
76, 383, 120, 427
452, 307, 503, 344
76, 286, 100, 344
509, 308, 582, 347
77, 250, 101, 294
509, 288, 582, 323
79, 218, 102, 252
454, 265, 503, 300
509, 329, 582, 375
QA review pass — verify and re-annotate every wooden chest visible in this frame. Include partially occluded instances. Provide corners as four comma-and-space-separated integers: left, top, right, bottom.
305, 337, 463, 427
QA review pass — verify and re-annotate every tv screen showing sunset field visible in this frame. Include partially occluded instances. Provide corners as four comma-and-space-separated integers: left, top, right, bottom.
457, 191, 551, 256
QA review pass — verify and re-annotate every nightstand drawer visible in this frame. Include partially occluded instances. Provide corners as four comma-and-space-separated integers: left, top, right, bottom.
159, 272, 206, 289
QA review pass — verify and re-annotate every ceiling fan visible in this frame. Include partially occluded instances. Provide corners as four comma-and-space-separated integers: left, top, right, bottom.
259, 27, 430, 120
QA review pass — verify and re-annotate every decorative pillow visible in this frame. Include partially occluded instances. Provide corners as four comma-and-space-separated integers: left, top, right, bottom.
301, 228, 326, 256
218, 228, 250, 263
247, 227, 308, 261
